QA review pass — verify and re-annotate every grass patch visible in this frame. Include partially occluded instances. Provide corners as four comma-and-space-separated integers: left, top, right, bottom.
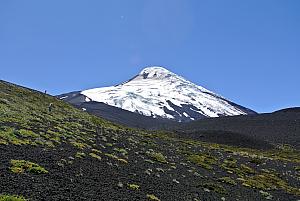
70, 141, 87, 149
187, 153, 217, 170
0, 194, 27, 201
221, 158, 238, 174
104, 153, 128, 164
113, 147, 128, 155
148, 152, 168, 163
146, 194, 160, 201
117, 158, 128, 164
10, 159, 48, 174
240, 164, 255, 174
218, 177, 237, 186
91, 149, 102, 154
241, 173, 300, 196
89, 153, 101, 160
128, 183, 140, 190
75, 152, 86, 158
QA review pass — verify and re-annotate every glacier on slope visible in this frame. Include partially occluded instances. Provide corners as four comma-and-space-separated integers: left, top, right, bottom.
79, 66, 255, 122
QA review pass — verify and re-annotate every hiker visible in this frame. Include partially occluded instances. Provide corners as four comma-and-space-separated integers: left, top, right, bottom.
48, 103, 53, 112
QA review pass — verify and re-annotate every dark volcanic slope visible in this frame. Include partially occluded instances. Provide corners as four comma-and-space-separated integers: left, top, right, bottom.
58, 91, 300, 149
173, 109, 300, 149
1, 80, 300, 201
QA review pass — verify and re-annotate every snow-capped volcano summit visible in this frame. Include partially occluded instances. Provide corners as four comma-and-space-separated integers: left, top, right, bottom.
69, 66, 255, 122
139, 66, 182, 80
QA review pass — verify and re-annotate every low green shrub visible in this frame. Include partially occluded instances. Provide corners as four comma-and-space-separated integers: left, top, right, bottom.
218, 177, 237, 186
89, 153, 101, 160
147, 194, 160, 201
188, 154, 217, 170
0, 194, 27, 201
128, 183, 140, 190
10, 159, 48, 174
148, 152, 167, 163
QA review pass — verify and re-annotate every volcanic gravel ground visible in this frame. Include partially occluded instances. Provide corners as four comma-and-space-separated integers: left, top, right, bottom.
173, 109, 300, 149
0, 132, 299, 201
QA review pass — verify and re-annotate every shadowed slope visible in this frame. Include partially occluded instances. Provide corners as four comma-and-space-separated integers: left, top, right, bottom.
174, 109, 300, 149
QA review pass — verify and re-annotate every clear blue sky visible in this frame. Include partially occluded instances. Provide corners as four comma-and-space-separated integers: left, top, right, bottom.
1, 0, 299, 113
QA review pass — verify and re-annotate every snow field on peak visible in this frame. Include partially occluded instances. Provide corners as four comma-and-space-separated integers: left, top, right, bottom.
81, 67, 247, 121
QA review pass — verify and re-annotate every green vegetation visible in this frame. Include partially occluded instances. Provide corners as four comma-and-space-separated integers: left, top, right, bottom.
0, 194, 27, 201
117, 158, 128, 164
146, 194, 160, 201
218, 177, 237, 186
241, 173, 300, 196
104, 153, 128, 164
147, 152, 168, 163
187, 153, 217, 170
105, 143, 113, 147
75, 152, 86, 158
0, 81, 124, 151
240, 164, 255, 174
113, 147, 128, 155
70, 141, 88, 149
91, 149, 102, 154
220, 159, 256, 176
10, 159, 48, 174
127, 183, 140, 190
89, 153, 101, 160
221, 158, 237, 171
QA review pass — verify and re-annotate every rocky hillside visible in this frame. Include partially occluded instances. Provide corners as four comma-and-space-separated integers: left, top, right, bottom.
0, 80, 299, 201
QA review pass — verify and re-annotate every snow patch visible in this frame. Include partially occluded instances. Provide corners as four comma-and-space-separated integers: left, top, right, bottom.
183, 112, 189, 117
60, 96, 68, 100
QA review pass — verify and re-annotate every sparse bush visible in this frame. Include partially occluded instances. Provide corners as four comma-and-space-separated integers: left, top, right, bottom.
218, 177, 237, 186
128, 183, 140, 190
10, 159, 48, 174
75, 152, 86, 158
148, 152, 167, 163
91, 149, 102, 154
240, 164, 255, 174
113, 147, 128, 155
70, 141, 87, 149
147, 194, 160, 201
89, 153, 101, 160
241, 172, 300, 196
117, 158, 128, 164
0, 194, 27, 201
188, 154, 217, 170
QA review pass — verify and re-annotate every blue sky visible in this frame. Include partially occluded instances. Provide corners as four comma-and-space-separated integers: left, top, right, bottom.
0, 0, 299, 113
